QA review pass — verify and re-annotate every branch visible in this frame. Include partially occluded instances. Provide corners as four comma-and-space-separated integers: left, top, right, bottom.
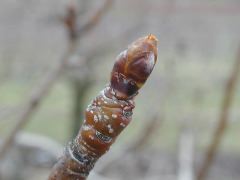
128, 115, 161, 152
77, 0, 113, 38
197, 47, 240, 180
48, 35, 158, 180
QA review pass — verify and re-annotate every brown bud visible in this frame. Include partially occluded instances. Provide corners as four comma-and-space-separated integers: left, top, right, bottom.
110, 34, 158, 99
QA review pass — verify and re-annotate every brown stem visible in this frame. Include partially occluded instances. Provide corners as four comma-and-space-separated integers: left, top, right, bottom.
48, 35, 158, 180
197, 48, 240, 180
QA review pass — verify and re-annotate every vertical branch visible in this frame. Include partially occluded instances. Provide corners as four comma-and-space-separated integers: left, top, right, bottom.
71, 80, 91, 136
69, 0, 113, 137
48, 34, 158, 180
197, 48, 240, 180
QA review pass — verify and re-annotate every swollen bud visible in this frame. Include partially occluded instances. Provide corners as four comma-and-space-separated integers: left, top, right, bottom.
111, 34, 158, 99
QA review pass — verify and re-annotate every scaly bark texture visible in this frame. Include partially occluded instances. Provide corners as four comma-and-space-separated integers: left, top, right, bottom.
48, 34, 158, 180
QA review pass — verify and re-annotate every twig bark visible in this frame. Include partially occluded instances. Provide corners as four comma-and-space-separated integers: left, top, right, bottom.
197, 48, 240, 180
48, 34, 158, 180
0, 0, 112, 160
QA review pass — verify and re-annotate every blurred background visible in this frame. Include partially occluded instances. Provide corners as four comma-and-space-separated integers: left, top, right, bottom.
0, 0, 240, 180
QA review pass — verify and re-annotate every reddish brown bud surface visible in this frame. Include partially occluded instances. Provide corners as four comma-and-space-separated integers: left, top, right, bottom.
111, 34, 158, 99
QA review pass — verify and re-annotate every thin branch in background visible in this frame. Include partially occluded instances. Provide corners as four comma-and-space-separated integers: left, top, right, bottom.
64, 0, 78, 41
197, 47, 240, 180
77, 0, 112, 38
65, 0, 113, 137
128, 115, 161, 152
98, 115, 161, 174
0, 0, 112, 160
64, 0, 112, 41
65, 0, 112, 137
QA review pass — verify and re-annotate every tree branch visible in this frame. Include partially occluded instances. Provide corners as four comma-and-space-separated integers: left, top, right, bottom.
197, 47, 240, 180
77, 0, 113, 38
48, 34, 158, 180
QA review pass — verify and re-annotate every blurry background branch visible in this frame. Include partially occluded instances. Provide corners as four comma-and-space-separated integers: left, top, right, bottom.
197, 46, 240, 180
77, 0, 112, 38
128, 115, 161, 152
98, 115, 161, 174
0, 0, 113, 160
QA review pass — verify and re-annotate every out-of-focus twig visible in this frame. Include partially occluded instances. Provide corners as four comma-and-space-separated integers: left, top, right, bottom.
98, 115, 161, 173
197, 47, 240, 180
64, 0, 112, 41
128, 115, 161, 152
0, 0, 112, 160
77, 0, 112, 38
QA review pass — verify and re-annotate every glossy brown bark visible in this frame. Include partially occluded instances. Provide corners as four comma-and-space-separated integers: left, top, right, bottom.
49, 35, 158, 180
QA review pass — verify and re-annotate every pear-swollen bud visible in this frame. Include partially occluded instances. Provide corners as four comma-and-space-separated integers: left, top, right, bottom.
111, 34, 158, 99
